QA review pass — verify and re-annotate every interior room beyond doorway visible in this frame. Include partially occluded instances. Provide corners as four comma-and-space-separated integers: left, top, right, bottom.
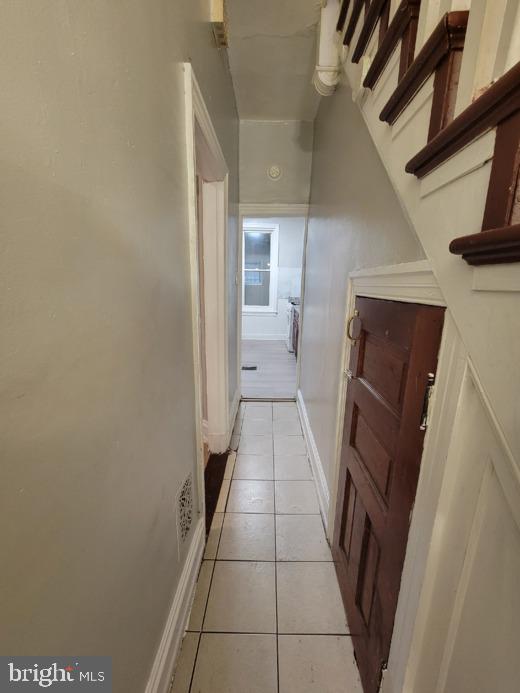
241, 216, 305, 400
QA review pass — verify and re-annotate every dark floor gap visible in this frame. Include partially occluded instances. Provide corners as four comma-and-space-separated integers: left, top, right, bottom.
204, 452, 228, 538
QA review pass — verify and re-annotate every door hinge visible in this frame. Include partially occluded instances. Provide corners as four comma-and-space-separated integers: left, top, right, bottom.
343, 368, 354, 381
419, 372, 436, 431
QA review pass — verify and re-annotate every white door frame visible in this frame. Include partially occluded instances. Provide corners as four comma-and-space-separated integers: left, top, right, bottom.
327, 259, 469, 691
238, 203, 309, 398
184, 64, 233, 517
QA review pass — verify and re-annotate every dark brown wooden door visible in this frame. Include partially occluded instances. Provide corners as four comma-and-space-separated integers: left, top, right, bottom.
333, 297, 445, 693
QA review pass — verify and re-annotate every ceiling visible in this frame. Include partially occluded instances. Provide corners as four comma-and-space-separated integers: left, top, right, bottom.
225, 0, 322, 121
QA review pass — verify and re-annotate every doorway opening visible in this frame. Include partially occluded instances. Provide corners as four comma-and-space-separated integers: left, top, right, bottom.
240, 215, 306, 400
184, 63, 238, 538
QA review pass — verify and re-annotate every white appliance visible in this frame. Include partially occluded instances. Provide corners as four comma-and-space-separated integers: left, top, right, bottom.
286, 303, 295, 352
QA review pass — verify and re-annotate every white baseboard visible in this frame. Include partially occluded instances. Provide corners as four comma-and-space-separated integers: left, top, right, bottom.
145, 517, 205, 693
242, 334, 287, 341
297, 389, 330, 529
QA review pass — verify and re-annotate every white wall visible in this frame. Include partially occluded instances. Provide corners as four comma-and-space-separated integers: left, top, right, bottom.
242, 216, 305, 340
242, 298, 292, 341
0, 3, 238, 691
299, 84, 424, 490
240, 120, 313, 203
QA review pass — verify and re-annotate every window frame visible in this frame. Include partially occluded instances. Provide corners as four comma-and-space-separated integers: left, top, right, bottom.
242, 222, 279, 313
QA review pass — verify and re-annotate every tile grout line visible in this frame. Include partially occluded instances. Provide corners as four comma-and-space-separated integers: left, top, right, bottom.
186, 630, 355, 636
233, 478, 314, 482
224, 511, 320, 515
272, 415, 280, 693
191, 558, 333, 563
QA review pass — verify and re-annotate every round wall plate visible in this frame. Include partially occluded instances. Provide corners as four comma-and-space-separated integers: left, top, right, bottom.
267, 165, 282, 181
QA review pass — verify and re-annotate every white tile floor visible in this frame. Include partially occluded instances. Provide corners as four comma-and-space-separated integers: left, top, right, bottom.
171, 401, 363, 693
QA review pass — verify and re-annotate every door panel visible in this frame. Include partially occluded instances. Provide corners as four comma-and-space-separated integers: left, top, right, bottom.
351, 412, 392, 499
361, 335, 407, 409
333, 297, 445, 693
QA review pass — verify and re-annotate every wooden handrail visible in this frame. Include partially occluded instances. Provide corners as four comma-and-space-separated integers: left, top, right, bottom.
380, 12, 468, 125
352, 0, 388, 63
362, 0, 421, 89
406, 60, 520, 178
449, 225, 520, 265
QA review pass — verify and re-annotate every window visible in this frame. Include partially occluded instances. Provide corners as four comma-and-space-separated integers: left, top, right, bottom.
242, 223, 279, 312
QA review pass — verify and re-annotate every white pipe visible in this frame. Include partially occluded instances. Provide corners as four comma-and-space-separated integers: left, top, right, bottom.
313, 0, 341, 96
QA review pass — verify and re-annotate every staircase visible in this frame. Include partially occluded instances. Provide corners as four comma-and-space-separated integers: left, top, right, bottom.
331, 0, 520, 464
322, 3, 520, 692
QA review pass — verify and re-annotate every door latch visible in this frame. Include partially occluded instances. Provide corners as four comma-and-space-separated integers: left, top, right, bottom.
419, 372, 435, 431
346, 309, 362, 344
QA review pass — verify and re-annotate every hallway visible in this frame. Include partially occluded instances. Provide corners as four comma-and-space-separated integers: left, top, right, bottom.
171, 401, 362, 692
3, 1, 520, 691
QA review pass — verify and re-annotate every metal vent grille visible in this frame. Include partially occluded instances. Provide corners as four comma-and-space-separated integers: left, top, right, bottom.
177, 474, 193, 543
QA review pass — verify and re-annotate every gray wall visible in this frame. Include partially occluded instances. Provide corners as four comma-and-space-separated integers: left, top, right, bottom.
299, 81, 424, 491
0, 2, 238, 691
277, 217, 306, 275
240, 120, 313, 203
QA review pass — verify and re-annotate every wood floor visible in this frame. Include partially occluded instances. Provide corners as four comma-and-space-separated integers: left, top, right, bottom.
241, 340, 297, 399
